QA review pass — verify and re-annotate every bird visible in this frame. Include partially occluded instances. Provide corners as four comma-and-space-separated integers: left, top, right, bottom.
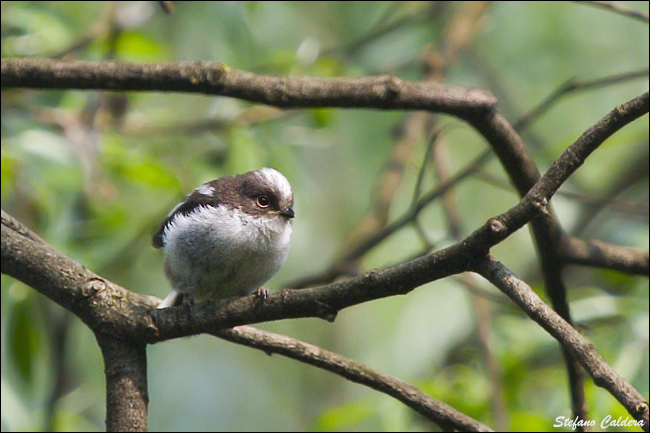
153, 167, 295, 309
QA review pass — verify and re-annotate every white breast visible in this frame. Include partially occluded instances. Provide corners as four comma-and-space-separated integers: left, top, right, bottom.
162, 205, 292, 300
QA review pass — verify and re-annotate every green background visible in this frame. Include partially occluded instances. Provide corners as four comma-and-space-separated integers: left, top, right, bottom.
1, 2, 648, 431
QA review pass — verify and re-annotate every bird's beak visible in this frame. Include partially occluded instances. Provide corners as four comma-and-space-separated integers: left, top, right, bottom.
280, 207, 296, 219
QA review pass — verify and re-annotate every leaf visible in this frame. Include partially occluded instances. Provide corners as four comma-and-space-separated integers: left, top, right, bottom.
8, 299, 40, 387
314, 399, 374, 431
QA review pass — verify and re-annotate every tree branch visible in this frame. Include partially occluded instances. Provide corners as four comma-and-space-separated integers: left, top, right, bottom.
3, 93, 646, 343
214, 326, 493, 432
2, 58, 647, 431
1, 210, 159, 337
1, 58, 496, 117
574, 1, 649, 23
98, 335, 149, 432
562, 237, 650, 275
472, 256, 649, 430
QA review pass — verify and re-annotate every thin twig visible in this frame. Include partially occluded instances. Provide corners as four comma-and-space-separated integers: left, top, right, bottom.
574, 1, 649, 23
515, 69, 649, 131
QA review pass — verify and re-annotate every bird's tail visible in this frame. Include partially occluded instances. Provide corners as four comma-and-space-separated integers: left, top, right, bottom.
157, 288, 181, 309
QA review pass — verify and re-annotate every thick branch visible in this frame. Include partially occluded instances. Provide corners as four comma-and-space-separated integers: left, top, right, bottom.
4, 89, 647, 339
1, 58, 496, 117
215, 326, 493, 432
1, 210, 160, 338
97, 335, 149, 432
1, 208, 478, 341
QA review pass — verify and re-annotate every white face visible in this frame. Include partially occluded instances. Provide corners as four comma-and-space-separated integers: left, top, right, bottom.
194, 183, 215, 196
255, 168, 294, 206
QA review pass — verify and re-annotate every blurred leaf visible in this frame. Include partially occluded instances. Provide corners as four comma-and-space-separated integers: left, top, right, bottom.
122, 161, 179, 189
1, 152, 18, 197
421, 364, 491, 419
313, 399, 374, 431
308, 57, 347, 77
0, 379, 31, 431
227, 127, 267, 173
511, 411, 554, 432
18, 130, 76, 166
310, 108, 333, 128
8, 299, 41, 387
260, 48, 300, 73
114, 31, 167, 62
1, 5, 73, 56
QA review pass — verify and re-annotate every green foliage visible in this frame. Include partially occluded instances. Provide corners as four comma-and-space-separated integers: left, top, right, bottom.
1, 1, 648, 431
314, 400, 375, 431
8, 297, 42, 387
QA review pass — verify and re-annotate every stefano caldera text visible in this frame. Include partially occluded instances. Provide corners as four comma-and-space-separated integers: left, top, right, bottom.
554, 415, 645, 430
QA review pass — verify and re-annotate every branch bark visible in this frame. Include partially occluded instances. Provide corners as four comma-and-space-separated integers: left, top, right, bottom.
215, 326, 493, 432
1, 58, 496, 116
472, 256, 649, 430
562, 237, 650, 275
98, 335, 149, 432
1, 58, 647, 431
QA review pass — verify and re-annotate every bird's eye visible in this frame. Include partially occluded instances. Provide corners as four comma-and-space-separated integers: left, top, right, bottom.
256, 195, 270, 208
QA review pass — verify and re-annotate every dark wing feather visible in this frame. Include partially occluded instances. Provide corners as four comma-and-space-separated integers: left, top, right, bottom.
152, 185, 223, 249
